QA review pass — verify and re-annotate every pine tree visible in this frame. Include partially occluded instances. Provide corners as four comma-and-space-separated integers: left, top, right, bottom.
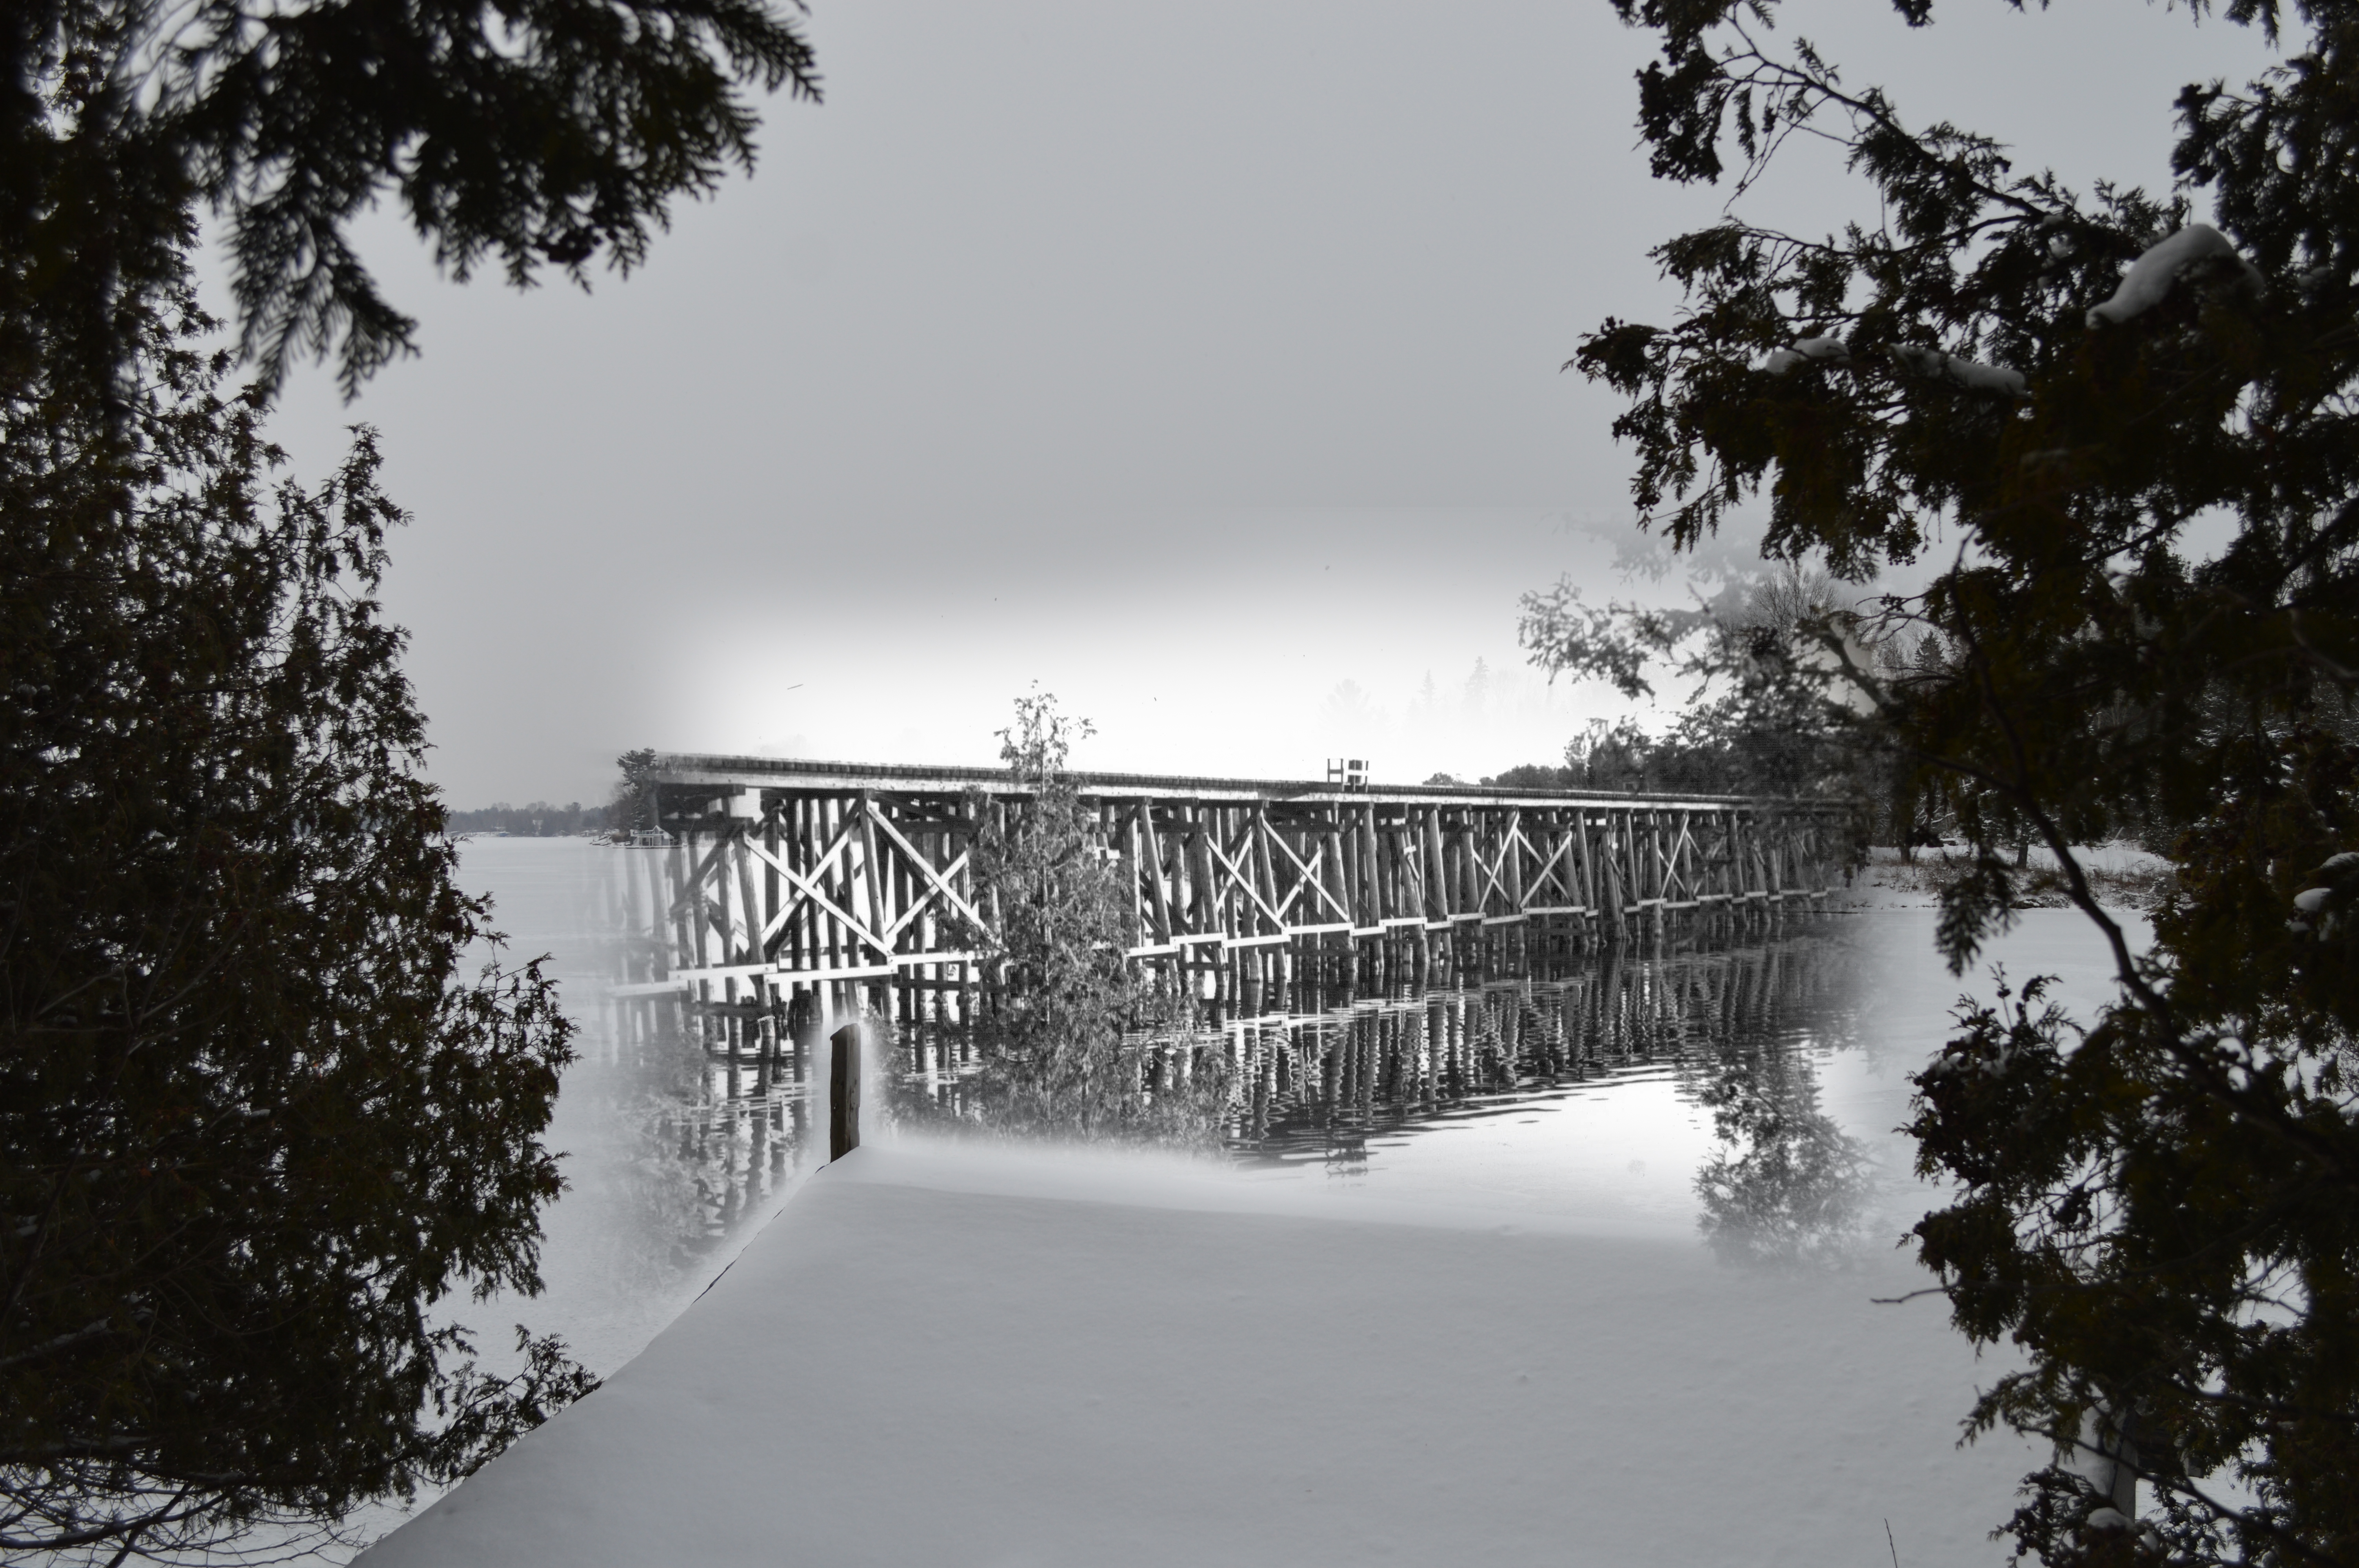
1521, 564, 1872, 799
1576, 0, 2359, 1561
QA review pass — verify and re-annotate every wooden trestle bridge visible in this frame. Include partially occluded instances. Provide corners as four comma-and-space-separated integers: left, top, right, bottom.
609, 755, 1856, 1047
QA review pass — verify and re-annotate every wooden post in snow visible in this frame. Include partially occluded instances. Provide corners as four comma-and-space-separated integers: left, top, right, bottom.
829, 1022, 861, 1161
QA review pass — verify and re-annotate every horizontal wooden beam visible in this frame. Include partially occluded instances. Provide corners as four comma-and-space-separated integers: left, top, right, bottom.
646, 752, 1852, 813
664, 951, 983, 991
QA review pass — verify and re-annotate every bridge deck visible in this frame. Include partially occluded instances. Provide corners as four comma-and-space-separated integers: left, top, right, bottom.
652, 752, 1798, 810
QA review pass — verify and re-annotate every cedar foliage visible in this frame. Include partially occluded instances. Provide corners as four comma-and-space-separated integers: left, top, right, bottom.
0, 298, 594, 1561
2, 0, 819, 405
2, 0, 818, 1555
1579, 0, 2359, 1562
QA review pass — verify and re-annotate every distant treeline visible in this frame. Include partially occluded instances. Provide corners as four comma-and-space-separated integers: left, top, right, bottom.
1424, 765, 1581, 789
445, 800, 609, 837
1424, 713, 1846, 799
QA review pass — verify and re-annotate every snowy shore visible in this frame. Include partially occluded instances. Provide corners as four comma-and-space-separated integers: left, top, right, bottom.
1828, 842, 2170, 913
360, 1137, 2041, 1568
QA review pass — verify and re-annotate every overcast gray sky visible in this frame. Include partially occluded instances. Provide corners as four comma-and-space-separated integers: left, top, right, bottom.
247, 0, 2276, 806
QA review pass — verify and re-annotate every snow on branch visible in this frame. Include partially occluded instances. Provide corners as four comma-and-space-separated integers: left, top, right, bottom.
1762, 336, 1852, 375
2086, 224, 2263, 328
1764, 334, 2026, 397
1893, 344, 2027, 397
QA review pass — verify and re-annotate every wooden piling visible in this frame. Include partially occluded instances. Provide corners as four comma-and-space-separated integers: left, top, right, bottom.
829, 1022, 861, 1160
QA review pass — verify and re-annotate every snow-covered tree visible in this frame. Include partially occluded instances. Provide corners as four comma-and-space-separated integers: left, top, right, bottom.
1577, 0, 2359, 1562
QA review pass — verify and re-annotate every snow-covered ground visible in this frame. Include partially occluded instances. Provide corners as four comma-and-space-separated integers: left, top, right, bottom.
434, 840, 811, 1376
354, 880, 2155, 1568
358, 1140, 2044, 1568
1828, 842, 2170, 912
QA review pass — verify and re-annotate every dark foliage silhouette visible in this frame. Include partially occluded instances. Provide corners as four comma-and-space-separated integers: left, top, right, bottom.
1576, 0, 2359, 1561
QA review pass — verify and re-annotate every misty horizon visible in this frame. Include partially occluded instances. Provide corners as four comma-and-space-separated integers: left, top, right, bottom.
225, 0, 2272, 807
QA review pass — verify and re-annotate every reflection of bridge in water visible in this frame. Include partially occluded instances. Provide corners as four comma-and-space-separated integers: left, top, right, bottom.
1223, 927, 1858, 1170
880, 913, 1860, 1168
611, 755, 1857, 1054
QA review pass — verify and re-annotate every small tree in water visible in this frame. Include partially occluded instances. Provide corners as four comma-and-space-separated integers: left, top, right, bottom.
609, 747, 662, 838
952, 692, 1222, 1144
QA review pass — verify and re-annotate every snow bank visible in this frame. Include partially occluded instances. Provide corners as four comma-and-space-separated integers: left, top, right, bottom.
360, 1140, 2037, 1568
